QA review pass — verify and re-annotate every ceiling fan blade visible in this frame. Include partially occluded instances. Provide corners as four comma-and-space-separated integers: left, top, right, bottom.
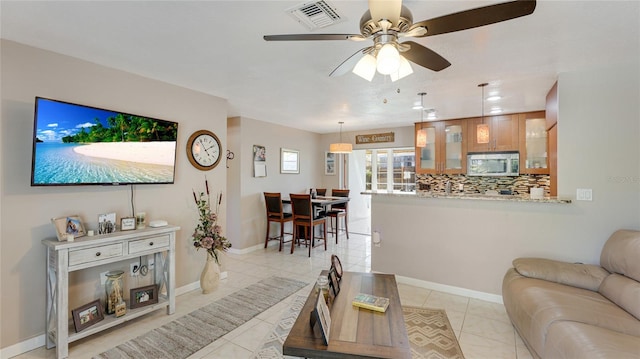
410, 0, 536, 37
369, 0, 402, 26
401, 41, 451, 72
329, 47, 374, 77
263, 34, 364, 41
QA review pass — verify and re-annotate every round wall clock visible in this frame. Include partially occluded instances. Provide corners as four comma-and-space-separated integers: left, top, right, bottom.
186, 130, 222, 171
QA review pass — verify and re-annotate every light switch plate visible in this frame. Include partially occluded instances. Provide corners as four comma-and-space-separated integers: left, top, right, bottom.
576, 188, 593, 201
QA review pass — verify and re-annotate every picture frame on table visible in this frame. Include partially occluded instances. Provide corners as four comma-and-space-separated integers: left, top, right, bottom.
330, 254, 343, 280
313, 291, 331, 345
324, 151, 336, 175
129, 284, 159, 309
280, 148, 300, 174
71, 299, 104, 332
120, 217, 136, 231
98, 212, 116, 234
51, 215, 86, 241
328, 267, 340, 297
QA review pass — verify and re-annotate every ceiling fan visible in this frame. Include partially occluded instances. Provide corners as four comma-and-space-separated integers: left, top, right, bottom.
264, 0, 536, 81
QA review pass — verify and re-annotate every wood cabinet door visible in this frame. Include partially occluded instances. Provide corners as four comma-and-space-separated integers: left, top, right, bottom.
492, 114, 519, 151
467, 117, 491, 152
519, 111, 549, 174
442, 120, 466, 174
415, 122, 439, 174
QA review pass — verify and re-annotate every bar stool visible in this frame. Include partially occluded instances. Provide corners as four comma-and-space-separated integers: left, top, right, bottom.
328, 189, 349, 242
290, 193, 327, 257
263, 192, 293, 251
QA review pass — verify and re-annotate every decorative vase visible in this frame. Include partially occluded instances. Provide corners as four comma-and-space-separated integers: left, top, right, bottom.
105, 270, 125, 315
200, 254, 220, 294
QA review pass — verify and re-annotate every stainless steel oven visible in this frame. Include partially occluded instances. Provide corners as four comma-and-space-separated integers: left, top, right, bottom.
467, 152, 519, 176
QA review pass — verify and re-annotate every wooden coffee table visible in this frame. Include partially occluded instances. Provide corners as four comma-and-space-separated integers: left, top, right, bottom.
283, 271, 411, 358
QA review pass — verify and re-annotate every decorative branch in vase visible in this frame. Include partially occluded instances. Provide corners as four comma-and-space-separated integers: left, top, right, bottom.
191, 178, 231, 265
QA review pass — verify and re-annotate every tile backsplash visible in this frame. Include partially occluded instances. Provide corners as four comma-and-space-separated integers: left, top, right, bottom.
416, 174, 550, 197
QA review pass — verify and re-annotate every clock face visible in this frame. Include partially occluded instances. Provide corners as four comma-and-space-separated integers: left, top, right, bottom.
187, 130, 222, 170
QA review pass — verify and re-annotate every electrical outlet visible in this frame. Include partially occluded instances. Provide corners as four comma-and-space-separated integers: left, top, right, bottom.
576, 188, 593, 201
100, 271, 108, 285
130, 262, 139, 277
148, 258, 155, 270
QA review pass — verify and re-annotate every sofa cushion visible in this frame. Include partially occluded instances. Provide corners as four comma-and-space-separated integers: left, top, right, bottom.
599, 273, 640, 320
600, 229, 640, 282
502, 269, 640, 357
544, 321, 640, 359
513, 257, 609, 291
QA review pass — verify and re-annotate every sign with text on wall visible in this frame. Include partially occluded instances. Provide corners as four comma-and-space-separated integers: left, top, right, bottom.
355, 132, 394, 144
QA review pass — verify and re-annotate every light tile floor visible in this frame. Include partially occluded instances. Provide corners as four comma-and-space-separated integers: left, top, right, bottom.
15, 232, 533, 359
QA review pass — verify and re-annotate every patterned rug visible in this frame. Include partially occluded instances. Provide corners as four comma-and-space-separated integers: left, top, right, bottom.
254, 297, 465, 359
93, 276, 308, 359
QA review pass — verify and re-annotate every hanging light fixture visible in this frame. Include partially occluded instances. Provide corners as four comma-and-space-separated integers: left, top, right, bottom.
415, 92, 427, 148
477, 83, 490, 144
329, 121, 352, 153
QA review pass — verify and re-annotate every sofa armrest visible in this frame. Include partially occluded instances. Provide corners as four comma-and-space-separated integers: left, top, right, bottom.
513, 258, 610, 291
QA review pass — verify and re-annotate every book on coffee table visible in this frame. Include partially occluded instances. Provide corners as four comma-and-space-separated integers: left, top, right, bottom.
352, 293, 389, 312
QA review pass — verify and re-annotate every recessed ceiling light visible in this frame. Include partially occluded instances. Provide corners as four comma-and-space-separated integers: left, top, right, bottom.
490, 107, 502, 114
486, 95, 501, 101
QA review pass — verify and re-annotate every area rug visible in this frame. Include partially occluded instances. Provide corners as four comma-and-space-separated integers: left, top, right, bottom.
254, 299, 465, 359
93, 276, 308, 359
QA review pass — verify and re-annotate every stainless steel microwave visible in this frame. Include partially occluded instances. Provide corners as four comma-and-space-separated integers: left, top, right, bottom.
467, 152, 520, 176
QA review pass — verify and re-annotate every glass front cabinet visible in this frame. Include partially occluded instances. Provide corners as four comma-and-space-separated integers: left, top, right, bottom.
415, 120, 466, 175
519, 111, 549, 174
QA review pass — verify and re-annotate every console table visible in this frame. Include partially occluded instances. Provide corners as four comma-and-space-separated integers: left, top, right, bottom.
42, 225, 179, 358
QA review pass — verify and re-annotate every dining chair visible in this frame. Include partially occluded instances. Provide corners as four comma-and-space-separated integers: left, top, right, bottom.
289, 193, 327, 257
263, 192, 293, 252
315, 188, 327, 196
328, 189, 350, 242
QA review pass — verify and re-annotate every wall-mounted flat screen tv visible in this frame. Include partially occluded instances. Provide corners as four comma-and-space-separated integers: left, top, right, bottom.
31, 97, 179, 186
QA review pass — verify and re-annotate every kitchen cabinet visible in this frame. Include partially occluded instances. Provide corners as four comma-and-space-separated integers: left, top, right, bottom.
519, 111, 549, 174
415, 120, 466, 174
467, 114, 519, 152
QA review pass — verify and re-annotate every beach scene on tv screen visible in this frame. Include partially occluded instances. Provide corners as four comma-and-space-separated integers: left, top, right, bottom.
32, 99, 178, 185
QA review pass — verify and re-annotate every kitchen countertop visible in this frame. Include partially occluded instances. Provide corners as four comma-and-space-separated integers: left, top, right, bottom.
361, 191, 572, 204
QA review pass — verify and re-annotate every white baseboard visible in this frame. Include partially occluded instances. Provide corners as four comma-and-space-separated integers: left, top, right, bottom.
1, 273, 229, 359
395, 275, 504, 304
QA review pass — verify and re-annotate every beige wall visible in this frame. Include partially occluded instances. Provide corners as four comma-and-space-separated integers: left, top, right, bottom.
227, 116, 322, 251
371, 64, 640, 297
0, 40, 228, 349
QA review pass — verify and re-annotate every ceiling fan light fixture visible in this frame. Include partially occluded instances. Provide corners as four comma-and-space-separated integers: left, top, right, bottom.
376, 43, 400, 75
352, 53, 377, 81
390, 55, 413, 82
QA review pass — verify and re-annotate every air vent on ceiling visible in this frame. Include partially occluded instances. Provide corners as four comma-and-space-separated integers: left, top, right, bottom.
286, 0, 345, 30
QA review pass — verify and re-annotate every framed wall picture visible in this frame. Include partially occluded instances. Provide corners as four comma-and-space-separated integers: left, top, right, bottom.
325, 151, 336, 175
280, 148, 299, 174
253, 145, 267, 177
129, 284, 159, 309
71, 300, 104, 332
51, 215, 86, 241
98, 212, 116, 234
120, 217, 136, 231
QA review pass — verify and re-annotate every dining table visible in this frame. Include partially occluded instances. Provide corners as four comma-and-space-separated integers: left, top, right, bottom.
281, 195, 349, 239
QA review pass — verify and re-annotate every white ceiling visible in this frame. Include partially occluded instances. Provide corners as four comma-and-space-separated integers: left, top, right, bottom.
2, 1, 638, 134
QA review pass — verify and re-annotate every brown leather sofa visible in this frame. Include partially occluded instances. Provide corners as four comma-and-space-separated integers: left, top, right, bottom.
502, 229, 640, 358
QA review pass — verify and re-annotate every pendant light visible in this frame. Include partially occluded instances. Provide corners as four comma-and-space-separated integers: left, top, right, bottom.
329, 121, 352, 153
415, 92, 427, 148
476, 83, 490, 144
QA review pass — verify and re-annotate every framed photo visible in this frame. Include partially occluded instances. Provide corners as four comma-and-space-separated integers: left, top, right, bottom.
129, 284, 159, 309
328, 267, 340, 297
313, 291, 331, 345
331, 254, 343, 280
324, 151, 336, 175
120, 217, 136, 231
280, 148, 299, 174
72, 300, 104, 332
253, 145, 267, 177
51, 215, 86, 241
98, 212, 116, 234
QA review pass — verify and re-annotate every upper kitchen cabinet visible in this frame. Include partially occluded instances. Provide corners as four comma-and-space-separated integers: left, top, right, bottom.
467, 114, 519, 152
415, 120, 466, 175
519, 111, 549, 174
